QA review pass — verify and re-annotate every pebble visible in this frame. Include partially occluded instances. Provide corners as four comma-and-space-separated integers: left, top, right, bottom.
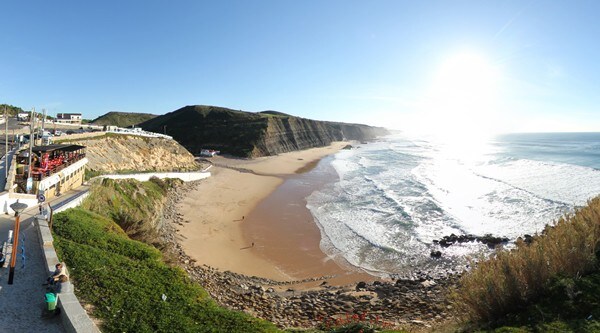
156, 180, 459, 330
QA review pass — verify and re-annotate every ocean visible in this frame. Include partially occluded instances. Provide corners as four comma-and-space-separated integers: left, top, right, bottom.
306, 132, 600, 278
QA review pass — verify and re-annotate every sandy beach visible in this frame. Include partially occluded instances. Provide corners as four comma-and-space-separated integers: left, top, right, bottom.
177, 142, 373, 284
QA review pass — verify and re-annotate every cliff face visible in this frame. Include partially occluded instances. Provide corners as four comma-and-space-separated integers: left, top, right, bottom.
68, 134, 198, 172
139, 105, 389, 157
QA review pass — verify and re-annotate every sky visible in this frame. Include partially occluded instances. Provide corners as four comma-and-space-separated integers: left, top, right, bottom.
1, 1, 599, 134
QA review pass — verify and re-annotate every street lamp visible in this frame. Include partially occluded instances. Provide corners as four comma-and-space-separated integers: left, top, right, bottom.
8, 200, 28, 284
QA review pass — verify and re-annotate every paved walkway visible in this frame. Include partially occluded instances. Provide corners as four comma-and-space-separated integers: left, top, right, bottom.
0, 145, 18, 190
0, 188, 90, 332
0, 208, 64, 332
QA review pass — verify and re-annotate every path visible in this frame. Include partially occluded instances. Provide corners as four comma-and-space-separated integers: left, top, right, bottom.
0, 208, 63, 332
0, 188, 89, 332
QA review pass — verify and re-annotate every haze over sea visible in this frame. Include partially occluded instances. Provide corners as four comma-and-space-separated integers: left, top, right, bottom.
307, 132, 600, 278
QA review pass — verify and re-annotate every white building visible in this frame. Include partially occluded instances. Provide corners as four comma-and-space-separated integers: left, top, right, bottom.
56, 113, 82, 124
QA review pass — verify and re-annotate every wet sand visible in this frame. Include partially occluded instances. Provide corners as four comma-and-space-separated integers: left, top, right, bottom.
242, 154, 376, 287
177, 142, 376, 285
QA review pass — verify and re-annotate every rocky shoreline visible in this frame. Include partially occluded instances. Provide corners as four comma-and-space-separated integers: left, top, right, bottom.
157, 180, 460, 330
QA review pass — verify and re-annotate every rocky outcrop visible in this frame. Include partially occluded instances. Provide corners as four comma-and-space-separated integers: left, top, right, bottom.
69, 134, 198, 173
139, 105, 389, 157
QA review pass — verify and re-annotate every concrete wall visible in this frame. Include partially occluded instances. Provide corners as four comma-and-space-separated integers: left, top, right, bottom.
54, 191, 90, 213
99, 171, 211, 182
35, 215, 100, 333
53, 132, 106, 142
0, 192, 39, 215
39, 159, 87, 201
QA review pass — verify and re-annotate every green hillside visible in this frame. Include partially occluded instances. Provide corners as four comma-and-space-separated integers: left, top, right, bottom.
139, 105, 270, 156
92, 111, 157, 128
0, 103, 25, 116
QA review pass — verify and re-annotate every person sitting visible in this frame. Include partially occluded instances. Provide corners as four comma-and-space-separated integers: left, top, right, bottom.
45, 262, 69, 285
48, 274, 69, 293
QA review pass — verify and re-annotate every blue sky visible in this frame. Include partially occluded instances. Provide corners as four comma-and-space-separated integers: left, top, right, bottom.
1, 1, 599, 133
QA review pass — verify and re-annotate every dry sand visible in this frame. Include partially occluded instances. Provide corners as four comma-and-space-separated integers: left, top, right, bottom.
177, 142, 372, 283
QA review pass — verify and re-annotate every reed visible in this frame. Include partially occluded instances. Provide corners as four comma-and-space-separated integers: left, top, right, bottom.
452, 196, 600, 322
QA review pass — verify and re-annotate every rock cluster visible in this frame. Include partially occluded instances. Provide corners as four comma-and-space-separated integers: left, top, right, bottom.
158, 181, 458, 330
433, 233, 510, 248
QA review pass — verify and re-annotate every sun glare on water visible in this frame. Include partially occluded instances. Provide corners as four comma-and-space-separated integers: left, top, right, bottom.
408, 51, 502, 151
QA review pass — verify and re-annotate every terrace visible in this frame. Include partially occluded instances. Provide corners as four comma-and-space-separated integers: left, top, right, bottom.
14, 144, 86, 193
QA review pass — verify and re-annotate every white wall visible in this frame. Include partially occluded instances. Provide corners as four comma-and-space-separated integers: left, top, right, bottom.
98, 172, 211, 182
53, 191, 90, 213
0, 192, 39, 215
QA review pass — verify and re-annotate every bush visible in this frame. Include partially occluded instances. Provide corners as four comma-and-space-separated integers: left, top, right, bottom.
452, 196, 600, 324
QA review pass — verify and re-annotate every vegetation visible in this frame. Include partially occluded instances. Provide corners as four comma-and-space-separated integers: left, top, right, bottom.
138, 105, 387, 157
258, 110, 292, 118
138, 105, 269, 156
81, 177, 179, 245
92, 111, 157, 128
0, 103, 25, 116
453, 197, 600, 331
52, 208, 279, 332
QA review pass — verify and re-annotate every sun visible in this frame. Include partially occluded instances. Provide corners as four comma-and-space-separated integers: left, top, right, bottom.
410, 50, 502, 145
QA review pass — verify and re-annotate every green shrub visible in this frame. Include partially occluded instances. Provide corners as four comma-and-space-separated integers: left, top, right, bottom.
53, 208, 279, 333
452, 197, 600, 326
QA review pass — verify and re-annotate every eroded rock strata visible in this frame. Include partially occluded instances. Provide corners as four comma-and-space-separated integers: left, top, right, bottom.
70, 135, 199, 173
139, 105, 389, 157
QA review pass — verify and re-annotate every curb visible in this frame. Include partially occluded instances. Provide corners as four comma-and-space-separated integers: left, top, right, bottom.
35, 215, 101, 333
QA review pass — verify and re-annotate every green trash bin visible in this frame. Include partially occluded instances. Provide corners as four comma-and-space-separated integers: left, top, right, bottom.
45, 292, 57, 311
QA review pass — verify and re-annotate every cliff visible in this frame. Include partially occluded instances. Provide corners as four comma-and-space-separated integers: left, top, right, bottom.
139, 105, 389, 157
63, 134, 198, 173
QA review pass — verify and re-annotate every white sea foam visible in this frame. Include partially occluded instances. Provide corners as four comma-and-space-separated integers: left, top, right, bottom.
307, 134, 600, 276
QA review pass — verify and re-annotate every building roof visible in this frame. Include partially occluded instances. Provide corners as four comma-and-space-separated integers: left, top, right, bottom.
32, 144, 86, 153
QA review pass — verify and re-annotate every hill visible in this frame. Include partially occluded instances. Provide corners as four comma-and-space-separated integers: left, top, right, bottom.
0, 103, 25, 116
138, 105, 389, 157
91, 111, 157, 128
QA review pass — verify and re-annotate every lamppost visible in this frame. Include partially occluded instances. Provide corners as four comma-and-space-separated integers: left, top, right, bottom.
8, 200, 28, 284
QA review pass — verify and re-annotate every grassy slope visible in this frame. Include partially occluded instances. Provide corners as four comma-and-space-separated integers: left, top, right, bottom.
80, 177, 175, 244
53, 208, 280, 333
92, 111, 157, 128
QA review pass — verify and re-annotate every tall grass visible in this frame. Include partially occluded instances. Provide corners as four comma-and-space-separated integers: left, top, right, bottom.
452, 196, 600, 322
81, 177, 181, 244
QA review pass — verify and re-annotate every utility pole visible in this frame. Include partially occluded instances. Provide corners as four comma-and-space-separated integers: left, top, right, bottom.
4, 105, 8, 182
27, 108, 35, 194
41, 109, 46, 144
